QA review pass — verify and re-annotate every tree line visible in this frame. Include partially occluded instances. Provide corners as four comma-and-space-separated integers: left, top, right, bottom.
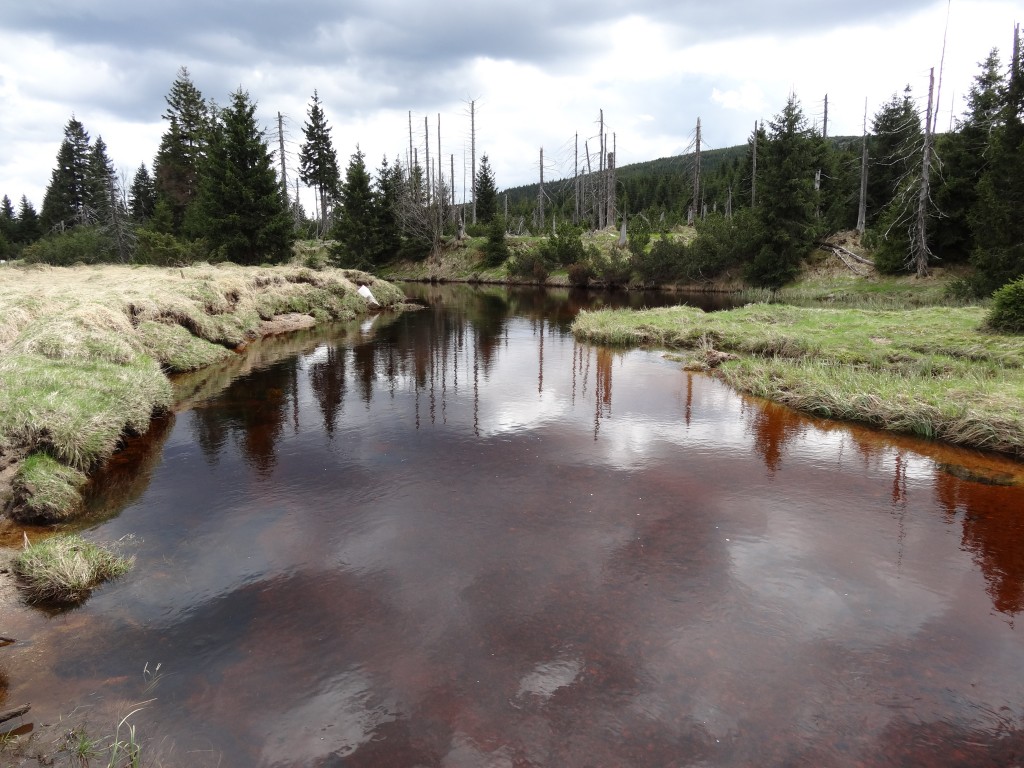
2, 25, 1022, 295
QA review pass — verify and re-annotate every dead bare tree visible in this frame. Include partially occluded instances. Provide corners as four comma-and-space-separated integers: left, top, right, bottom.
912, 68, 936, 277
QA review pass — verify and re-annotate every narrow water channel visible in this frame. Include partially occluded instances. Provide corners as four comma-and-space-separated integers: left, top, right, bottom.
3, 284, 1024, 767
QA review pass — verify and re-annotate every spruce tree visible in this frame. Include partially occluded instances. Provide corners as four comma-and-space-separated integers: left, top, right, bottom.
0, 196, 14, 258
374, 156, 402, 261
746, 95, 819, 288
86, 136, 117, 223
17, 196, 42, 244
40, 117, 92, 230
129, 163, 157, 222
298, 90, 340, 234
154, 67, 209, 234
193, 89, 294, 264
475, 154, 498, 224
970, 35, 1024, 293
866, 88, 922, 227
330, 147, 377, 267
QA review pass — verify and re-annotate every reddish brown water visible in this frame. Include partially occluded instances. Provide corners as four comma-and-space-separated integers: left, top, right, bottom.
3, 284, 1024, 767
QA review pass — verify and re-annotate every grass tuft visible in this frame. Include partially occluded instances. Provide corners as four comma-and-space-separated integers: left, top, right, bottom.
13, 533, 133, 604
10, 453, 88, 523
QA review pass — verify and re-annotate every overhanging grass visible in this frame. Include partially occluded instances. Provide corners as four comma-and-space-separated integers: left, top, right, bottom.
10, 453, 88, 523
0, 264, 405, 520
13, 533, 133, 604
572, 303, 1024, 456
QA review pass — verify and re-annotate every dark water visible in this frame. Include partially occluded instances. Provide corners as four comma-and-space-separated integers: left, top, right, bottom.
3, 284, 1024, 767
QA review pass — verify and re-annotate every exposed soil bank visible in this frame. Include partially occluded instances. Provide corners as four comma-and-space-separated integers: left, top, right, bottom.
572, 302, 1024, 458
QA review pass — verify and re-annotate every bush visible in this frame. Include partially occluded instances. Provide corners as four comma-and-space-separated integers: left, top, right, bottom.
481, 216, 510, 267
14, 533, 133, 604
987, 277, 1024, 333
627, 215, 653, 259
135, 229, 207, 266
634, 235, 685, 284
567, 261, 595, 287
592, 246, 632, 286
22, 227, 116, 266
507, 252, 549, 282
538, 222, 587, 266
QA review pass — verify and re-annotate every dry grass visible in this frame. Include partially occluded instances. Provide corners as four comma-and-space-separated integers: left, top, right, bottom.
0, 263, 404, 520
13, 533, 133, 604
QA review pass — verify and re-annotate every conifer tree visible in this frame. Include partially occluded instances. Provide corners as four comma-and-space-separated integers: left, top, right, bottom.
0, 196, 14, 257
86, 136, 117, 222
475, 154, 498, 224
129, 163, 157, 222
298, 90, 340, 235
970, 32, 1024, 293
154, 67, 209, 233
193, 89, 294, 264
17, 196, 42, 244
330, 147, 377, 267
374, 156, 402, 261
867, 88, 921, 227
746, 95, 820, 288
40, 117, 92, 230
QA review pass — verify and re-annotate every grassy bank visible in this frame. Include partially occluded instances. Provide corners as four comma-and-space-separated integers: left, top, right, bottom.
0, 263, 405, 521
572, 303, 1024, 457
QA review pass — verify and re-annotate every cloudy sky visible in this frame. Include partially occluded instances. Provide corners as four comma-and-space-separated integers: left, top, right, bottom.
0, 0, 1018, 211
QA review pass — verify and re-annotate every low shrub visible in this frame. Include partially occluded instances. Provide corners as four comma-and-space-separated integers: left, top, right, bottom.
987, 277, 1024, 333
14, 534, 133, 604
21, 227, 115, 266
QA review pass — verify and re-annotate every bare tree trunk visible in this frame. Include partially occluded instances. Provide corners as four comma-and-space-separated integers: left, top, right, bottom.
424, 116, 430, 206
823, 94, 828, 139
538, 147, 545, 232
599, 109, 605, 229
693, 117, 701, 223
913, 67, 935, 277
470, 99, 477, 225
574, 132, 579, 225
606, 133, 616, 227
751, 120, 758, 208
277, 112, 288, 204
584, 140, 594, 228
856, 98, 868, 235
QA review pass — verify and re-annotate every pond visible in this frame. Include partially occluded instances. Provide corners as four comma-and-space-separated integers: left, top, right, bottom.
3, 284, 1024, 767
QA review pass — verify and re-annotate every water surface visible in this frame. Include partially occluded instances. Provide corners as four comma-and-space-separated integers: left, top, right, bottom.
3, 284, 1023, 767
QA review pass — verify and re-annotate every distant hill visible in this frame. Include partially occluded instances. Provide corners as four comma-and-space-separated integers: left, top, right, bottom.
500, 137, 861, 226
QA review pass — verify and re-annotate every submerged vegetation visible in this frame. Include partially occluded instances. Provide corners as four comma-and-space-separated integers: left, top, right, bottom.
573, 303, 1024, 456
13, 533, 132, 603
0, 263, 403, 521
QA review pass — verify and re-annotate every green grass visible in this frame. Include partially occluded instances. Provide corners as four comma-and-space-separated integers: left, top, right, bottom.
573, 302, 1024, 456
10, 453, 89, 523
13, 533, 133, 604
0, 264, 405, 521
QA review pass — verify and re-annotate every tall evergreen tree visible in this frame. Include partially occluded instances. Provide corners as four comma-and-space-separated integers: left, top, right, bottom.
154, 67, 209, 234
933, 50, 1006, 263
475, 154, 498, 224
40, 117, 92, 230
298, 90, 340, 235
17, 196, 42, 244
970, 31, 1024, 293
746, 95, 820, 288
330, 147, 377, 267
129, 163, 157, 222
86, 135, 117, 222
374, 155, 402, 261
0, 195, 14, 258
866, 87, 922, 227
193, 89, 294, 264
